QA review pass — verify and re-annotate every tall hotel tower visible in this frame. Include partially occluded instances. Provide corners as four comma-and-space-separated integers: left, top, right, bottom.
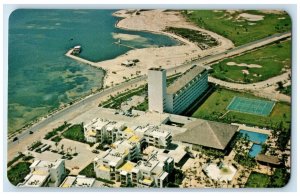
147, 68, 167, 113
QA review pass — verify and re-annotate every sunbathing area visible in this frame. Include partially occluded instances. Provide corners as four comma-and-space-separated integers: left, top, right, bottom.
203, 163, 237, 182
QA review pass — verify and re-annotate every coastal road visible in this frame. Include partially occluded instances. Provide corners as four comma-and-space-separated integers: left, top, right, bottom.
7, 31, 291, 160
7, 76, 147, 156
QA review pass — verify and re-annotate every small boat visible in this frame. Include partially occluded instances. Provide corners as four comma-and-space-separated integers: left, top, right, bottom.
72, 45, 81, 55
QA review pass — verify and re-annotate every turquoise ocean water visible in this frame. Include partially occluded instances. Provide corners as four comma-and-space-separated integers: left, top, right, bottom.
8, 9, 179, 133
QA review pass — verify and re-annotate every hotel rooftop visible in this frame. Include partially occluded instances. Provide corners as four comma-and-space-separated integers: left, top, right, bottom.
167, 65, 206, 95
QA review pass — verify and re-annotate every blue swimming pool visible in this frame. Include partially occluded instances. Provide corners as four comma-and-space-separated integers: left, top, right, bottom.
239, 130, 268, 157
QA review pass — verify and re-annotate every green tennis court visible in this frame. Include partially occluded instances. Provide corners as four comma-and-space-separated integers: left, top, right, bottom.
227, 96, 275, 116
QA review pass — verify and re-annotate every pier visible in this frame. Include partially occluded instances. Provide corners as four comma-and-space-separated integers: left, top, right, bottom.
65, 49, 97, 66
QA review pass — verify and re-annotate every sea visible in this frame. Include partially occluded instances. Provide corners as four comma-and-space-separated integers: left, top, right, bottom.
8, 9, 180, 133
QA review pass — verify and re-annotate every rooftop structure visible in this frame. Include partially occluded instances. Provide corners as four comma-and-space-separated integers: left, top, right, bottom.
18, 159, 66, 187
173, 119, 238, 150
255, 154, 281, 166
166, 65, 208, 114
167, 65, 206, 95
60, 175, 96, 188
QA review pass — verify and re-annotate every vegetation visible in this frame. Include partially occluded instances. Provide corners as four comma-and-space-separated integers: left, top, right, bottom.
7, 162, 31, 186
167, 168, 185, 187
211, 40, 291, 83
7, 153, 25, 167
183, 10, 291, 46
96, 177, 115, 185
234, 154, 256, 169
28, 141, 42, 151
245, 169, 290, 188
44, 122, 71, 140
100, 73, 182, 111
268, 168, 290, 187
275, 126, 291, 151
133, 99, 148, 111
79, 163, 96, 178
278, 84, 291, 96
245, 172, 270, 188
79, 163, 115, 185
165, 27, 219, 49
51, 136, 62, 143
193, 147, 225, 159
100, 85, 147, 109
62, 124, 85, 143
192, 88, 291, 130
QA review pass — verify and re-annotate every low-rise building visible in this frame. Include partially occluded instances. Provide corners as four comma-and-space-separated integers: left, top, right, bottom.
60, 175, 95, 188
18, 159, 66, 187
94, 148, 127, 181
143, 126, 172, 149
84, 118, 125, 144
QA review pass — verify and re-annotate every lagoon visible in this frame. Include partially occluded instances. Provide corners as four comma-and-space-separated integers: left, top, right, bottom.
8, 9, 179, 133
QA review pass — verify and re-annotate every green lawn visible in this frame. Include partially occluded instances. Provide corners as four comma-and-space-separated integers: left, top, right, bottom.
62, 124, 85, 143
79, 163, 96, 178
192, 88, 291, 130
7, 162, 31, 186
134, 100, 148, 111
245, 169, 290, 188
245, 172, 270, 188
211, 40, 291, 83
184, 10, 291, 46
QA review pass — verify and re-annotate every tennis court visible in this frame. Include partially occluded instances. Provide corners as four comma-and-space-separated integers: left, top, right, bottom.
227, 96, 275, 116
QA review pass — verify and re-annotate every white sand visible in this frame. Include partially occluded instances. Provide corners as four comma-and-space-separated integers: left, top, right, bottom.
111, 32, 147, 42
204, 163, 237, 181
238, 13, 264, 21
242, 70, 249, 75
93, 10, 235, 87
227, 62, 262, 68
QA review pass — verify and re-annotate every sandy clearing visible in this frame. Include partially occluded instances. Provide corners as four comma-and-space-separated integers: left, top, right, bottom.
91, 10, 234, 87
238, 13, 264, 21
242, 69, 249, 75
111, 32, 147, 42
226, 62, 262, 68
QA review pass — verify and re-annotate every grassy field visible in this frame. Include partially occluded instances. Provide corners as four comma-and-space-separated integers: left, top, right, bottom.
245, 172, 270, 188
62, 124, 85, 143
245, 169, 289, 188
7, 162, 31, 186
192, 88, 291, 130
210, 40, 291, 83
184, 10, 291, 46
79, 163, 96, 178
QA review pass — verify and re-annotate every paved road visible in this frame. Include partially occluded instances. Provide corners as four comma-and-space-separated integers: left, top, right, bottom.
7, 31, 291, 160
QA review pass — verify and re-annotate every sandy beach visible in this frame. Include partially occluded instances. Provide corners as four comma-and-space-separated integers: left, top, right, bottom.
88, 10, 234, 87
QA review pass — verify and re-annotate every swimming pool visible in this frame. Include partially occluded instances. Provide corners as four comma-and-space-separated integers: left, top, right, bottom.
239, 130, 268, 157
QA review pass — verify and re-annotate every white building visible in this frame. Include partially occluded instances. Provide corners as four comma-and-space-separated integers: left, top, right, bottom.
133, 149, 174, 188
148, 68, 167, 113
166, 65, 208, 114
94, 148, 128, 181
60, 175, 95, 188
84, 118, 125, 144
143, 126, 172, 149
18, 159, 66, 187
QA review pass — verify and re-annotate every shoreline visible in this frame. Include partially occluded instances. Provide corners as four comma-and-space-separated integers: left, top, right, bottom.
8, 10, 290, 138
